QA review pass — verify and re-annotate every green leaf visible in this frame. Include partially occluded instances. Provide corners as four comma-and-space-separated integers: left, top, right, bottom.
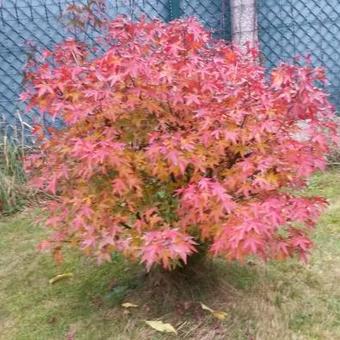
156, 191, 166, 199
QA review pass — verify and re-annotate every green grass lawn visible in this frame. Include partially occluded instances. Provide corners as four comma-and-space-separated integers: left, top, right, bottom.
1, 169, 340, 340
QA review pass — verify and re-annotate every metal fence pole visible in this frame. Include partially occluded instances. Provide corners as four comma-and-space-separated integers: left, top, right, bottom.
169, 0, 181, 20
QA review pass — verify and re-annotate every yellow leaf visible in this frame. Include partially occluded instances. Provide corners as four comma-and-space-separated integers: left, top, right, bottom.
256, 142, 267, 153
65, 91, 81, 102
265, 171, 279, 185
145, 320, 177, 334
49, 273, 73, 284
121, 302, 139, 308
212, 311, 228, 320
201, 303, 228, 320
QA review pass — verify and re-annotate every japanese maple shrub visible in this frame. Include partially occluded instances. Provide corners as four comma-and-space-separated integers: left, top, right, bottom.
23, 17, 338, 270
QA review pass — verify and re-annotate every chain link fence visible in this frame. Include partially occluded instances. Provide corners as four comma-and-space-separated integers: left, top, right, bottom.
0, 0, 231, 141
257, 0, 340, 111
1, 0, 340, 141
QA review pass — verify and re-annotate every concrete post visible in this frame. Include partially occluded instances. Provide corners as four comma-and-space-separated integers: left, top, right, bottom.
230, 0, 258, 47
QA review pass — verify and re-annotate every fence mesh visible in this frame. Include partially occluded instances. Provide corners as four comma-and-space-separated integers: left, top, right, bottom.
0, 0, 231, 141
257, 0, 340, 111
1, 0, 340, 141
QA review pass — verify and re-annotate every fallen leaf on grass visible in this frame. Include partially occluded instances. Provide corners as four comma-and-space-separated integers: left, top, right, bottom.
145, 320, 177, 334
121, 302, 139, 308
212, 311, 228, 320
49, 273, 73, 284
200, 303, 228, 320
200, 303, 214, 313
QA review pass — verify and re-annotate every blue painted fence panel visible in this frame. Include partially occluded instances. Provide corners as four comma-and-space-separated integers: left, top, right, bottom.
257, 0, 340, 112
0, 0, 230, 140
